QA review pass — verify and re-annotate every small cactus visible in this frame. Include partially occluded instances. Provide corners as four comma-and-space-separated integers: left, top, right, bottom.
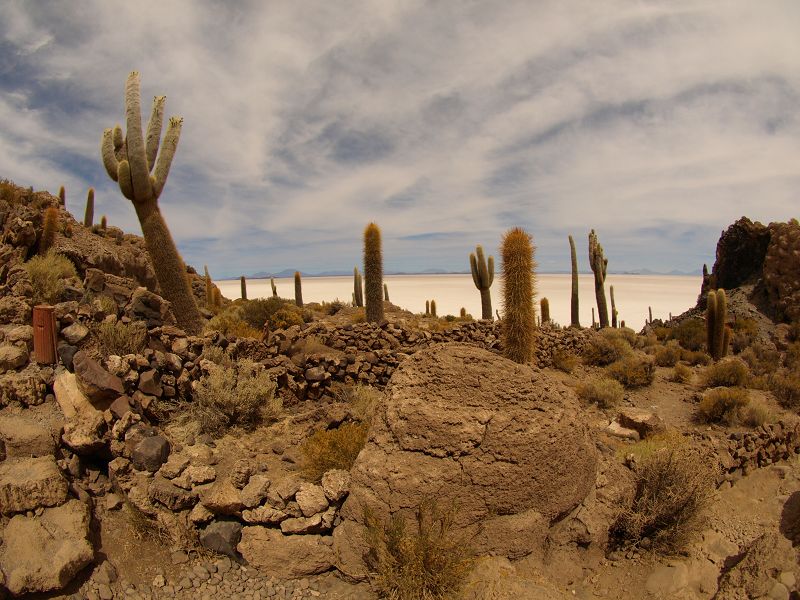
84, 188, 94, 228
39, 207, 59, 255
383, 283, 389, 303
460, 307, 467, 318
100, 215, 107, 230
540, 297, 550, 324
430, 299, 437, 317
588, 230, 609, 328
501, 227, 536, 364
469, 244, 494, 320
610, 285, 618, 328
240, 275, 247, 300
363, 223, 384, 322
270, 277, 277, 297
58, 185, 65, 206
569, 235, 580, 327
294, 271, 303, 307
204, 265, 213, 307
425, 300, 430, 315
706, 289, 731, 361
353, 267, 364, 307
648, 306, 653, 325
212, 286, 222, 309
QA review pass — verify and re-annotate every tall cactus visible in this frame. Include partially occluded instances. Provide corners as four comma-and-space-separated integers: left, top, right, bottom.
100, 71, 202, 334
270, 277, 277, 297
469, 244, 495, 320
240, 275, 247, 300
568, 235, 580, 327
39, 207, 59, 255
540, 297, 550, 324
353, 267, 364, 307
58, 186, 66, 206
363, 222, 384, 322
84, 188, 94, 228
610, 285, 618, 328
294, 271, 303, 307
706, 289, 730, 361
383, 283, 389, 303
204, 265, 213, 307
430, 299, 437, 317
501, 227, 536, 364
425, 300, 430, 316
588, 229, 609, 328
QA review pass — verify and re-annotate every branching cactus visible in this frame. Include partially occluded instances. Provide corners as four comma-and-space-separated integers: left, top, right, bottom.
240, 276, 247, 301
569, 235, 580, 327
501, 227, 536, 364
84, 188, 94, 228
294, 272, 303, 307
588, 229, 609, 328
101, 71, 202, 334
353, 267, 364, 307
469, 244, 495, 320
364, 223, 384, 322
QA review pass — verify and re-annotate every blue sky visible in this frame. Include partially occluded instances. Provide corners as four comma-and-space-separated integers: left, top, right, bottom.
1, 1, 798, 278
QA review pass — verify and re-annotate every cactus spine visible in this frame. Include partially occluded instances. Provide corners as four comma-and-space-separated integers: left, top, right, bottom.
430, 299, 437, 317
706, 289, 730, 361
40, 207, 59, 255
363, 222, 384, 322
588, 229, 609, 328
540, 297, 550, 324
569, 235, 580, 327
469, 244, 495, 320
240, 275, 247, 300
100, 71, 202, 334
294, 271, 303, 307
353, 267, 364, 307
501, 227, 535, 364
84, 188, 94, 228
383, 283, 389, 303
610, 285, 617, 328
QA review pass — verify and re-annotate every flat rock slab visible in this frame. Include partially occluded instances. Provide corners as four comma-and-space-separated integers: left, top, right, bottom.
238, 527, 334, 578
0, 413, 57, 459
617, 407, 666, 439
0, 455, 68, 514
0, 499, 94, 596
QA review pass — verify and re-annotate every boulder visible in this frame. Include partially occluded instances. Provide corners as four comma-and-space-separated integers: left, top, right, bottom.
321, 469, 351, 503
715, 532, 796, 599
0, 296, 31, 325
238, 527, 334, 578
763, 219, 800, 322
54, 371, 98, 420
138, 369, 162, 397
60, 323, 89, 345
200, 479, 244, 515
4, 325, 33, 349
0, 344, 28, 373
0, 500, 93, 596
0, 413, 57, 458
617, 408, 666, 439
335, 343, 597, 579
240, 474, 272, 508
295, 482, 329, 517
200, 520, 243, 557
127, 287, 174, 326
149, 477, 198, 511
132, 435, 170, 472
0, 456, 69, 514
61, 410, 106, 455
57, 343, 78, 371
72, 351, 124, 408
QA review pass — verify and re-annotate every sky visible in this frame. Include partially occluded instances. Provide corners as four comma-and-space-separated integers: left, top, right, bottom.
0, 1, 798, 278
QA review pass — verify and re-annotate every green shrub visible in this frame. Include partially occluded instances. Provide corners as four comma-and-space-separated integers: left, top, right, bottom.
191, 359, 280, 436
271, 307, 304, 330
654, 341, 682, 367
610, 446, 716, 553
98, 320, 148, 356
681, 349, 711, 366
671, 363, 693, 384
576, 377, 624, 408
771, 370, 800, 410
200, 345, 233, 367
364, 499, 473, 600
300, 422, 369, 483
697, 387, 750, 425
205, 306, 262, 339
703, 358, 749, 388
551, 349, 578, 373
670, 318, 705, 351
23, 251, 77, 305
584, 331, 632, 366
607, 355, 655, 388
731, 317, 759, 353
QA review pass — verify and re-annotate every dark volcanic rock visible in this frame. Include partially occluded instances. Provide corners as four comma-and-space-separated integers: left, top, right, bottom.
73, 351, 124, 407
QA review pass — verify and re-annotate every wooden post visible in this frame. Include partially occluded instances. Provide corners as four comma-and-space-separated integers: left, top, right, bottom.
33, 305, 57, 364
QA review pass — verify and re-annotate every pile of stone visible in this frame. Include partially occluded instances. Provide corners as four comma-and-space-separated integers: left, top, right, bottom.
720, 419, 800, 477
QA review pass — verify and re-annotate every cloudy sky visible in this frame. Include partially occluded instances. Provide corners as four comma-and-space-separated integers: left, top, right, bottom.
1, 1, 798, 278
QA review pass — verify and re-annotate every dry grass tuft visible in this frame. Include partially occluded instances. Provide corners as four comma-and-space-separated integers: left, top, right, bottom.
770, 370, 800, 410
681, 350, 711, 366
331, 383, 382, 424
702, 358, 750, 388
97, 320, 148, 356
669, 318, 706, 351
23, 251, 76, 305
551, 349, 578, 373
300, 422, 369, 483
606, 354, 655, 388
205, 306, 263, 339
584, 330, 632, 366
697, 387, 750, 426
671, 363, 693, 384
576, 377, 624, 408
364, 499, 473, 600
654, 341, 682, 367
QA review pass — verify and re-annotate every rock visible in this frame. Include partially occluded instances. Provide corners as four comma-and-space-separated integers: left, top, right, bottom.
763, 219, 800, 322
159, 454, 190, 479
5, 325, 33, 349
229, 458, 254, 489
242, 505, 288, 525
645, 563, 689, 596
149, 477, 198, 511
93, 560, 118, 585
0, 500, 93, 596
616, 408, 666, 439
189, 503, 215, 525
716, 532, 796, 599
0, 296, 31, 325
335, 343, 597, 578
0, 456, 69, 514
240, 474, 272, 508
57, 343, 78, 371
321, 469, 351, 503
304, 366, 328, 382
73, 351, 125, 408
606, 420, 640, 441
183, 465, 216, 486
105, 493, 123, 511
280, 513, 330, 535
127, 287, 172, 326
54, 371, 98, 420
266, 475, 302, 508
0, 413, 57, 458
61, 323, 89, 345
200, 479, 244, 515
295, 482, 329, 517
238, 528, 334, 578
62, 410, 106, 455
109, 395, 132, 419
200, 520, 242, 557
138, 369, 162, 397
0, 344, 28, 372
132, 435, 170, 472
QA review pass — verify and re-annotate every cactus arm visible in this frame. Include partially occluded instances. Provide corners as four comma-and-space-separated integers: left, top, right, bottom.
152, 117, 182, 199
101, 129, 120, 181
487, 255, 494, 287
470, 253, 480, 288
117, 160, 135, 200
145, 95, 166, 171
124, 72, 154, 202
112, 125, 124, 152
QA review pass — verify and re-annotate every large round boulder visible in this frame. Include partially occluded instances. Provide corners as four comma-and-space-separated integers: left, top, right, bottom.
334, 343, 597, 579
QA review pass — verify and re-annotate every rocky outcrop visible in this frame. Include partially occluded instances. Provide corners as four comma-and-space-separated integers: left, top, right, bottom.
0, 455, 69, 514
334, 343, 597, 579
762, 219, 800, 323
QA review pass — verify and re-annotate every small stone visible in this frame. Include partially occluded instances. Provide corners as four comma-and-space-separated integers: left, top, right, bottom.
61, 323, 90, 345
321, 470, 350, 503
779, 572, 796, 589
159, 454, 190, 479
769, 581, 790, 600
105, 494, 123, 511
295, 483, 328, 517
0, 344, 28, 372
138, 370, 163, 397
200, 521, 243, 557
132, 436, 170, 472
94, 561, 118, 584
97, 583, 113, 600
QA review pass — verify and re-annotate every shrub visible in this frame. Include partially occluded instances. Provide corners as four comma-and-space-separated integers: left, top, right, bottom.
332, 384, 382, 424
23, 251, 77, 305
771, 370, 800, 410
670, 318, 705, 351
654, 341, 682, 367
784, 342, 800, 370
205, 306, 262, 339
98, 320, 148, 356
697, 387, 750, 425
703, 358, 749, 388
610, 446, 716, 553
576, 377, 624, 408
300, 422, 369, 483
191, 359, 280, 436
322, 299, 346, 315
681, 349, 711, 366
741, 397, 772, 427
671, 363, 693, 384
364, 498, 473, 600
200, 345, 232, 367
607, 355, 655, 388
584, 331, 632, 366
739, 342, 780, 376
551, 349, 578, 373
731, 317, 759, 353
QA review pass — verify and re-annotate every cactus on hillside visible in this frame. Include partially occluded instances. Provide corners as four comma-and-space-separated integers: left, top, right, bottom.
569, 235, 580, 327
39, 207, 59, 255
540, 297, 550, 324
383, 283, 389, 303
706, 289, 730, 361
58, 186, 65, 206
610, 285, 618, 328
588, 229, 609, 328
84, 188, 94, 228
204, 265, 213, 307
294, 271, 303, 307
212, 286, 222, 309
363, 222, 384, 322
469, 244, 495, 320
100, 215, 107, 230
240, 275, 247, 300
353, 267, 364, 307
501, 227, 536, 364
100, 71, 202, 334
648, 306, 653, 325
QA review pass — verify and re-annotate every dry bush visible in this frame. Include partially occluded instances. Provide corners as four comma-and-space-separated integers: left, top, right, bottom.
697, 387, 750, 426
671, 363, 693, 384
741, 397, 772, 427
606, 355, 655, 388
190, 359, 280, 436
584, 331, 632, 366
300, 422, 369, 483
240, 297, 296, 329
613, 327, 639, 346
98, 320, 148, 356
703, 358, 750, 388
23, 251, 77, 305
785, 342, 800, 370
618, 430, 684, 463
730, 317, 759, 353
576, 378, 624, 408
681, 349, 711, 366
610, 445, 716, 553
670, 318, 705, 351
205, 306, 263, 339
654, 341, 682, 367
364, 499, 473, 600
332, 384, 382, 424
551, 349, 578, 373
739, 342, 781, 376
200, 345, 233, 367
770, 370, 800, 410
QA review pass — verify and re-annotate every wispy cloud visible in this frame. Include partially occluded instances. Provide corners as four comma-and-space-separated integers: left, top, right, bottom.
1, 0, 798, 277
